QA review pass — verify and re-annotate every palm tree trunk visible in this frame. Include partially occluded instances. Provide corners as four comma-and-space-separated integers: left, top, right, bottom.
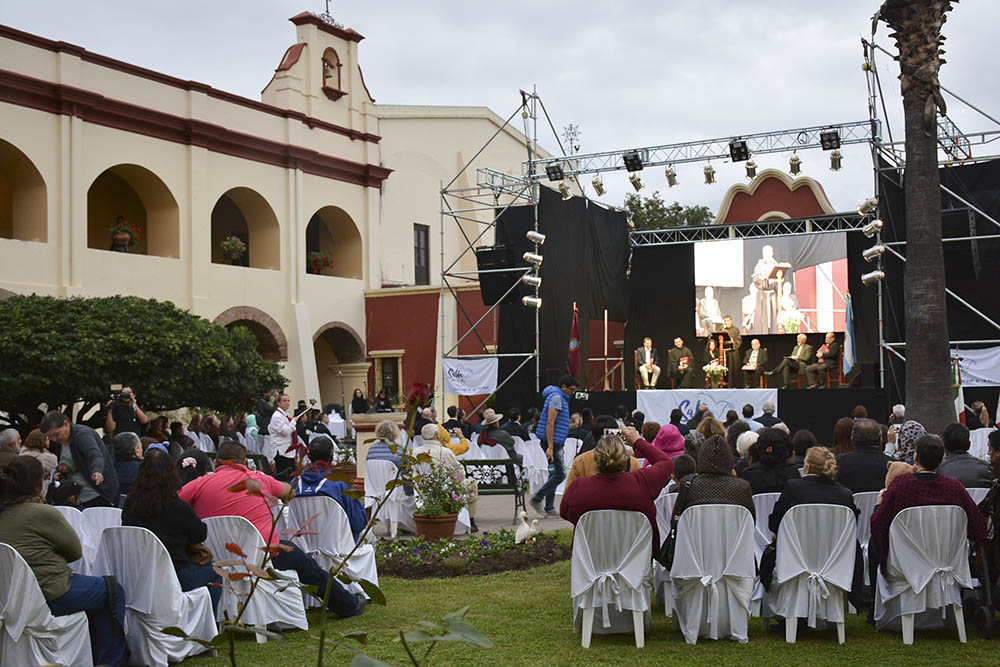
880, 0, 958, 434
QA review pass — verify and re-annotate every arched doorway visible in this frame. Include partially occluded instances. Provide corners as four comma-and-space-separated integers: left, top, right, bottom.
210, 188, 280, 269
313, 321, 368, 406
305, 206, 362, 279
214, 306, 288, 362
0, 138, 47, 242
87, 164, 179, 257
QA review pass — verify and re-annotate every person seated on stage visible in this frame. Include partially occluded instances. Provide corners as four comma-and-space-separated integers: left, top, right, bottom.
636, 337, 661, 389
767, 333, 813, 388
667, 337, 695, 388
742, 338, 768, 387
806, 332, 840, 388
704, 337, 720, 365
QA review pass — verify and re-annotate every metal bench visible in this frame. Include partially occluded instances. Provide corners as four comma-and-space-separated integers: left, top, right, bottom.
460, 456, 526, 525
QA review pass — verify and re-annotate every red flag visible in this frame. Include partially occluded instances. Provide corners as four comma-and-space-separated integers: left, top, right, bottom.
566, 305, 581, 378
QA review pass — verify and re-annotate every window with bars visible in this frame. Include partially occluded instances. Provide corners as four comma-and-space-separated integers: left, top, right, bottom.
414, 224, 430, 285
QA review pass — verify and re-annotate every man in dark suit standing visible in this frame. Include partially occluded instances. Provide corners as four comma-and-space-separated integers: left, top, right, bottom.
636, 337, 661, 389
806, 332, 840, 388
767, 334, 813, 389
666, 337, 695, 388
742, 338, 768, 387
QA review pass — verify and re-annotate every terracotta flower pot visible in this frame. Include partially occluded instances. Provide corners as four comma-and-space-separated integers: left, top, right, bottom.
413, 513, 458, 540
112, 232, 132, 247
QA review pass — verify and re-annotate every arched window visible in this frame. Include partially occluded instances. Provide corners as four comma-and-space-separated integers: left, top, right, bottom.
0, 138, 47, 243
214, 306, 288, 362
321, 48, 346, 101
87, 164, 179, 257
305, 206, 362, 279
210, 187, 280, 270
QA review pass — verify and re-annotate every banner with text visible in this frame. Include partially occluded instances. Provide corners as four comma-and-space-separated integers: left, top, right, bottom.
442, 357, 499, 396
637, 388, 778, 425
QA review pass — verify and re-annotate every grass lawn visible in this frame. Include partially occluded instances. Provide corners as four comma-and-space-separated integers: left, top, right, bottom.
185, 539, 997, 666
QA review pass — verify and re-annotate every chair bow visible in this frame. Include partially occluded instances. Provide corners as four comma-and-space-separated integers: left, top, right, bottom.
594, 572, 624, 628
928, 566, 955, 618
699, 574, 721, 637
806, 572, 831, 627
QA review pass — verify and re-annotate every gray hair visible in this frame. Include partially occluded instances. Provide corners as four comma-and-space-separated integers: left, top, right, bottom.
762, 401, 776, 415
736, 430, 759, 459
773, 422, 790, 435
0, 428, 20, 451
421, 407, 434, 420
420, 423, 440, 442
375, 420, 399, 442
892, 404, 906, 418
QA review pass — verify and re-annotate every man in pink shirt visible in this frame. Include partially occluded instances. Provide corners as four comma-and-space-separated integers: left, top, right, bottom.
180, 441, 364, 618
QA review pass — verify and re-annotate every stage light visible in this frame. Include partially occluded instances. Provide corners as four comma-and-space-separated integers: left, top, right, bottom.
525, 231, 546, 245
857, 197, 879, 216
745, 158, 757, 180
789, 152, 802, 176
521, 274, 542, 288
729, 138, 750, 162
522, 295, 543, 309
665, 165, 678, 187
623, 152, 643, 172
820, 129, 841, 150
861, 270, 885, 287
703, 162, 716, 185
862, 219, 883, 238
591, 174, 606, 196
629, 172, 644, 191
559, 182, 572, 200
862, 244, 886, 262
830, 149, 843, 171
523, 251, 544, 266
545, 163, 564, 181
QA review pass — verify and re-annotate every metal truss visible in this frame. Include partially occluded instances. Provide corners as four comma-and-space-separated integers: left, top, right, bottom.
525, 120, 878, 178
937, 114, 973, 161
630, 212, 869, 247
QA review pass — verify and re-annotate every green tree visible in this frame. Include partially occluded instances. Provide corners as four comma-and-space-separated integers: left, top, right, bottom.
0, 295, 286, 429
624, 191, 714, 231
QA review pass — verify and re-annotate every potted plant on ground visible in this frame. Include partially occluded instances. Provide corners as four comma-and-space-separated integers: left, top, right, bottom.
220, 235, 247, 265
108, 216, 142, 252
413, 461, 470, 540
307, 250, 334, 274
332, 445, 357, 480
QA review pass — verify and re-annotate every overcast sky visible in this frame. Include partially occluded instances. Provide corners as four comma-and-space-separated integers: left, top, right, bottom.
3, 1, 997, 214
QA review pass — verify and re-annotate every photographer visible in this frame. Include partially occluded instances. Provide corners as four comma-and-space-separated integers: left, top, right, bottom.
104, 386, 148, 437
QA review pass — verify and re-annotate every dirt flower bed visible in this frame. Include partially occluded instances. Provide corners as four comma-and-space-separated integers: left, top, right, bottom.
375, 528, 571, 578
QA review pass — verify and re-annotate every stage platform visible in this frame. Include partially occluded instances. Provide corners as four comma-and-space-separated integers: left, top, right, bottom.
579, 387, 888, 445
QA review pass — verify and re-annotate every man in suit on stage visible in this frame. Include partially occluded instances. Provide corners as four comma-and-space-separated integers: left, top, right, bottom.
742, 338, 768, 387
720, 315, 743, 387
636, 337, 661, 389
806, 332, 840, 388
767, 333, 813, 389
667, 337, 695, 388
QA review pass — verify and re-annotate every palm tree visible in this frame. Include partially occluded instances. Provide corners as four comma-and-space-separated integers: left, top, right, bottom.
878, 0, 957, 434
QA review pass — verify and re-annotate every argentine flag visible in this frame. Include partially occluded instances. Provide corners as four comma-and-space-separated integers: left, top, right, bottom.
842, 292, 856, 376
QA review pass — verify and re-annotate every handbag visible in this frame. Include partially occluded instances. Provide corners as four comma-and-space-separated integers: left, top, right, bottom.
186, 543, 214, 566
655, 475, 696, 569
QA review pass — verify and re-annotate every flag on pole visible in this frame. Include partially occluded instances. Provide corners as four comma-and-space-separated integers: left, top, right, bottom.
566, 304, 581, 379
842, 292, 856, 376
953, 358, 966, 424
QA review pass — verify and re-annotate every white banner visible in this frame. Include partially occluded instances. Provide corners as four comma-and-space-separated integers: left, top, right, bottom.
636, 388, 778, 425
951, 347, 1000, 387
442, 357, 498, 396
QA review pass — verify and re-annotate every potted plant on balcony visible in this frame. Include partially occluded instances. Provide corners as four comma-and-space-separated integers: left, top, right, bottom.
220, 235, 247, 265
307, 251, 334, 275
108, 216, 142, 253
413, 461, 470, 540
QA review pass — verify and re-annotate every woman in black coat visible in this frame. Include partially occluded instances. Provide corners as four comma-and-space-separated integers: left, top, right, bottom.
741, 427, 800, 495
768, 446, 858, 536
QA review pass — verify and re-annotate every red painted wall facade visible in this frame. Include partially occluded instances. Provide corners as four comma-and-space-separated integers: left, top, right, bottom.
365, 292, 439, 396
719, 177, 830, 223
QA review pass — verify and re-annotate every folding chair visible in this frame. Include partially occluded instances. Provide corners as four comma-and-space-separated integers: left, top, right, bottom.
555, 438, 582, 496
770, 504, 857, 643
751, 493, 780, 563
0, 542, 93, 667
515, 436, 548, 497
53, 506, 89, 575
653, 492, 678, 615
364, 460, 416, 537
854, 492, 879, 585
95, 527, 215, 666
571, 510, 652, 648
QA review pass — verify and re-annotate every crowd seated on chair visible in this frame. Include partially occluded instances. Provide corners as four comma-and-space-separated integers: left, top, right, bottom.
673, 434, 755, 522
835, 419, 892, 493
413, 423, 479, 532
937, 422, 993, 488
293, 434, 367, 542
740, 427, 800, 494
479, 408, 518, 459
767, 446, 858, 544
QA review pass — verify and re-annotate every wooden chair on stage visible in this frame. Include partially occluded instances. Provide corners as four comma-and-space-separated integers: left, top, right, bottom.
757, 349, 769, 388
825, 348, 844, 388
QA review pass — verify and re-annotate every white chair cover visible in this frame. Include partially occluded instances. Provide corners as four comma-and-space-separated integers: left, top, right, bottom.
555, 438, 583, 496
515, 437, 548, 496
364, 460, 416, 536
80, 507, 122, 573
771, 504, 857, 629
457, 439, 483, 461
854, 491, 880, 586
875, 505, 972, 632
236, 431, 246, 447
571, 510, 652, 635
53, 506, 89, 575
244, 427, 259, 454
652, 492, 678, 615
413, 435, 425, 449
287, 496, 378, 602
197, 432, 216, 453
969, 427, 996, 460
0, 543, 93, 667
966, 487, 989, 504
203, 516, 308, 631
95, 527, 214, 666
670, 504, 755, 644
751, 493, 780, 563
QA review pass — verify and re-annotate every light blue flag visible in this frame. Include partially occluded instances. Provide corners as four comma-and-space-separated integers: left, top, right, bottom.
843, 292, 856, 376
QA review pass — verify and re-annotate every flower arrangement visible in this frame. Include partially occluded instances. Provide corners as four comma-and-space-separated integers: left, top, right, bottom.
220, 235, 247, 261
702, 361, 728, 378
415, 461, 470, 518
306, 250, 334, 274
108, 217, 142, 246
781, 317, 801, 334
332, 446, 356, 468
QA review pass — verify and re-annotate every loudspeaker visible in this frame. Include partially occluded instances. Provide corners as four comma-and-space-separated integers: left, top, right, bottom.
475, 244, 520, 305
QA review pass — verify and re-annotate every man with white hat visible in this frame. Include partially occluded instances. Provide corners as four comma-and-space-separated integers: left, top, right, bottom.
480, 408, 517, 459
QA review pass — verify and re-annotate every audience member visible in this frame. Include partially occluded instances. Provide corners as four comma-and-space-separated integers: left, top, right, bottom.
177, 448, 213, 485
501, 407, 531, 441
647, 424, 685, 463
366, 420, 405, 468
479, 409, 517, 459
525, 407, 541, 435
436, 419, 470, 456
686, 404, 709, 431
559, 427, 674, 548
372, 388, 394, 412
755, 401, 782, 428
104, 386, 149, 437
350, 389, 369, 417
893, 420, 926, 465
40, 410, 119, 508
734, 430, 759, 476
568, 412, 598, 456
19, 428, 57, 478
741, 404, 763, 432
414, 424, 478, 532
851, 405, 869, 420
49, 479, 83, 507
937, 422, 993, 488
696, 416, 725, 439
967, 401, 992, 430
888, 404, 906, 426
441, 405, 464, 435
669, 408, 690, 436
741, 427, 799, 494
683, 431, 705, 459
294, 435, 367, 541
667, 453, 697, 493
834, 419, 891, 493
673, 434, 755, 521
726, 421, 751, 459
723, 410, 740, 429
0, 456, 126, 665
831, 417, 855, 455
413, 407, 434, 435
565, 434, 642, 489
0, 427, 21, 452
122, 448, 221, 613
790, 429, 817, 467
614, 405, 630, 430
180, 441, 365, 617
529, 375, 578, 519
980, 431, 1000, 581
768, 446, 858, 536
112, 432, 144, 495
640, 421, 661, 443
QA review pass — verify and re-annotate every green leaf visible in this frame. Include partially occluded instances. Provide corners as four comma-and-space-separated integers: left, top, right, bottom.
441, 621, 493, 649
342, 630, 369, 646
442, 606, 470, 623
351, 654, 391, 667
160, 626, 188, 638
324, 471, 355, 484
417, 620, 446, 631
358, 579, 386, 606
397, 630, 438, 644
